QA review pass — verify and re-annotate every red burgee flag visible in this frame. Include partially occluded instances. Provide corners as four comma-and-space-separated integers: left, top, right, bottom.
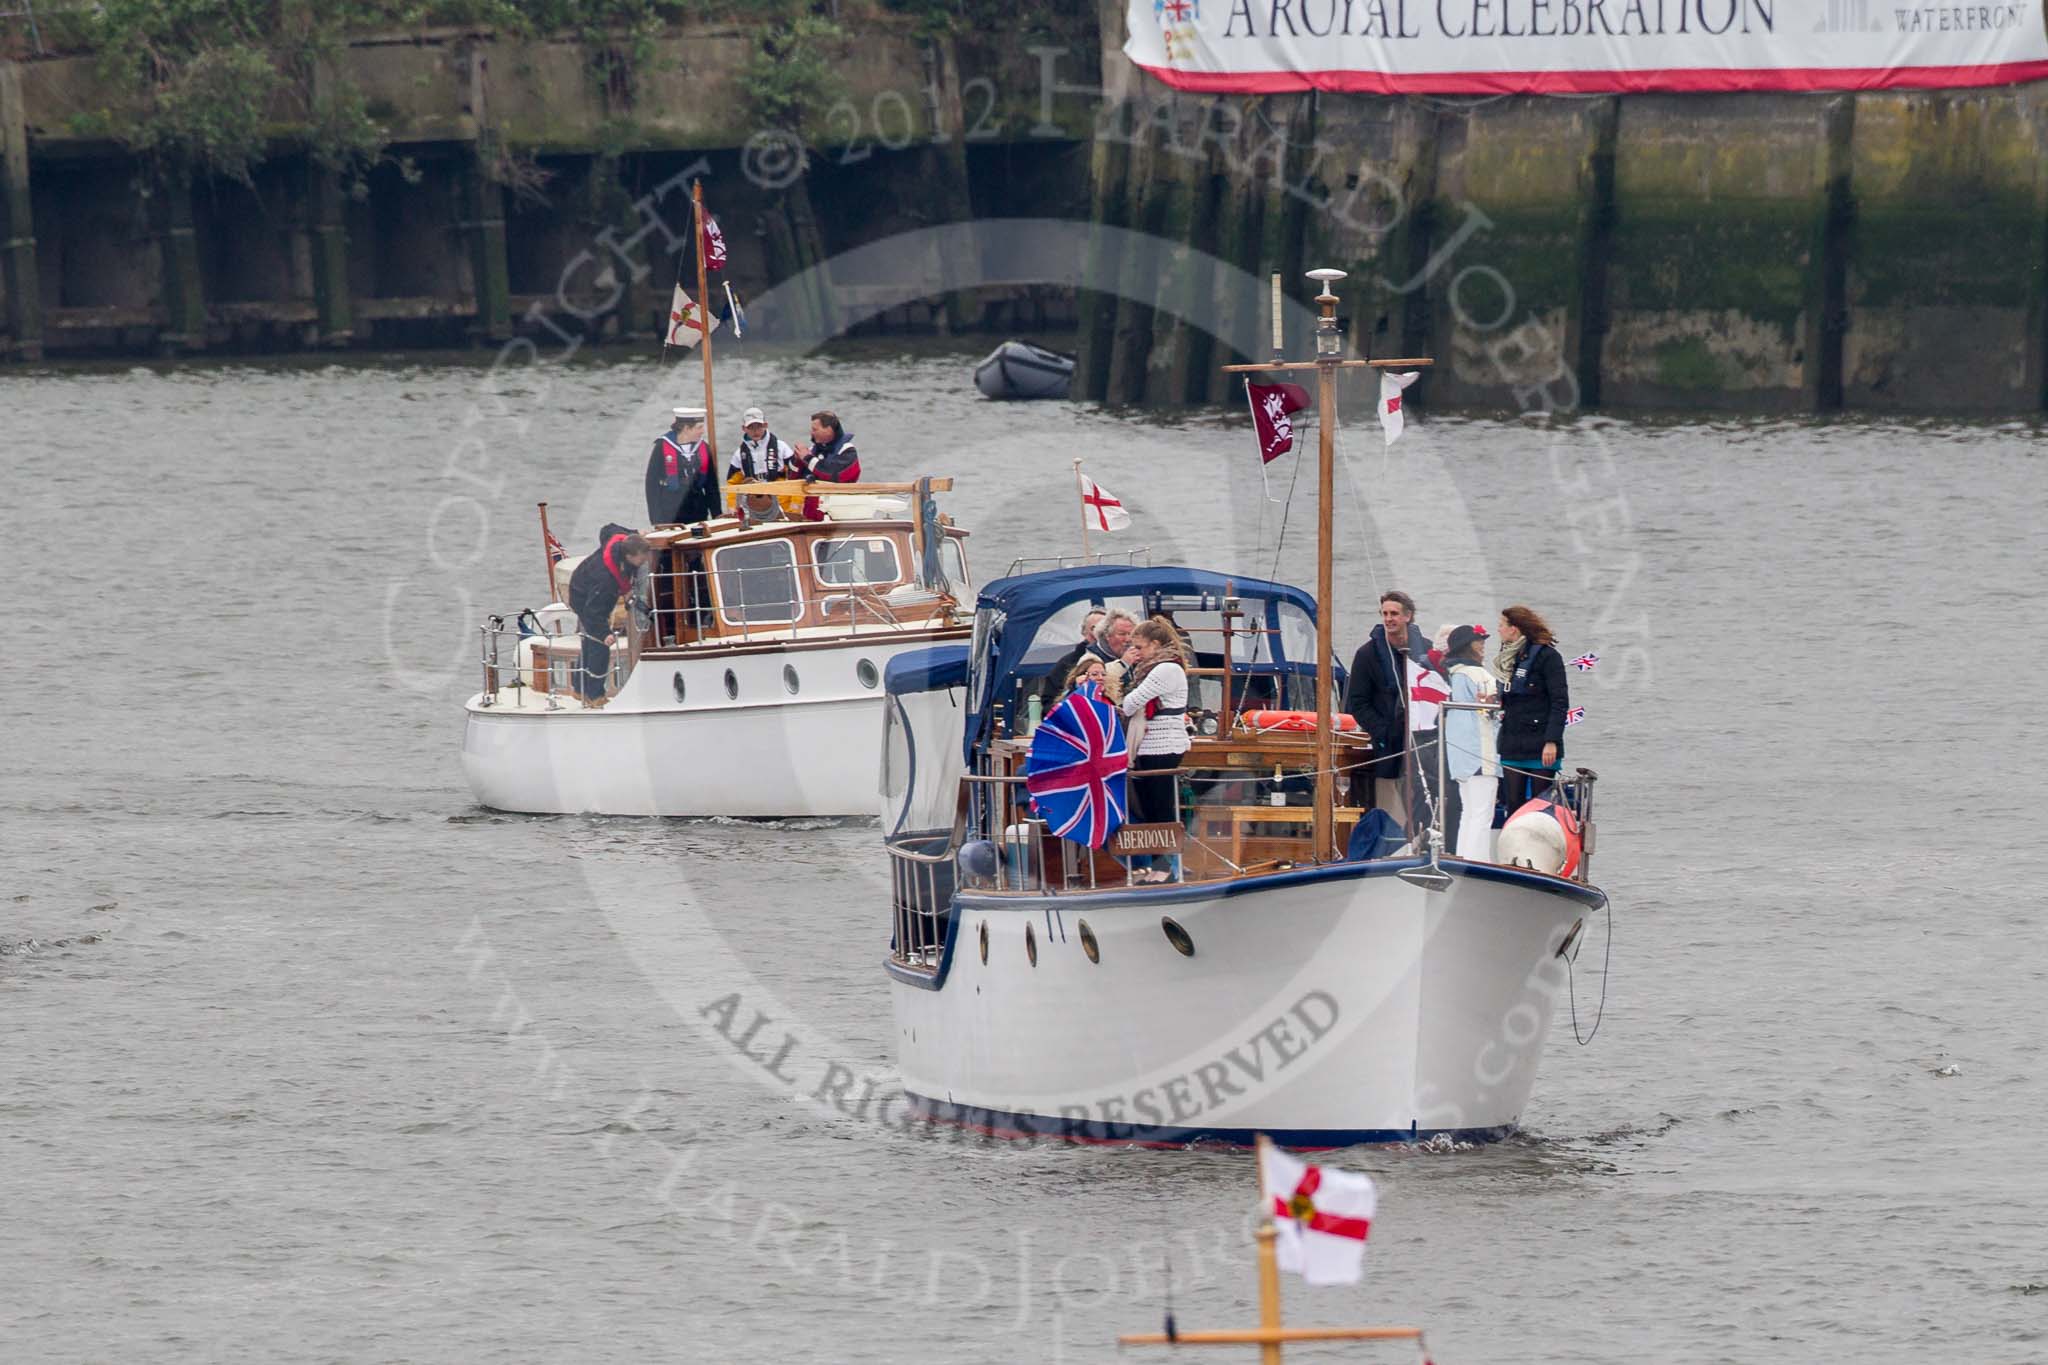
1259, 1141, 1376, 1286
1380, 370, 1420, 445
666, 283, 723, 349
702, 214, 728, 271
1246, 380, 1312, 464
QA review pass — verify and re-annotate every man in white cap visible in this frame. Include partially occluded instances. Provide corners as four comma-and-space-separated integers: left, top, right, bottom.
646, 406, 721, 526
727, 405, 800, 484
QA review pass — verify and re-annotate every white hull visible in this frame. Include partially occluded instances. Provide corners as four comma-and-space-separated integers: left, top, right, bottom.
462, 636, 952, 817
889, 860, 1600, 1145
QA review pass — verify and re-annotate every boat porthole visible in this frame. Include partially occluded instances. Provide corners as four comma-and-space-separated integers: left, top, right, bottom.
1078, 920, 1099, 964
724, 668, 739, 700
857, 658, 880, 689
978, 920, 988, 964
672, 672, 686, 704
783, 664, 800, 695
1024, 922, 1037, 967
1161, 917, 1195, 958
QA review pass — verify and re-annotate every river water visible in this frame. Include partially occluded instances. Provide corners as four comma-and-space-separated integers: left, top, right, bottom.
4, 343, 2044, 1363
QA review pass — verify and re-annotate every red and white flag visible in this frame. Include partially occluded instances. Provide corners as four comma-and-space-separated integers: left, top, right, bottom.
1245, 380, 1311, 464
1260, 1141, 1376, 1286
702, 214, 728, 271
1407, 655, 1448, 730
1079, 475, 1130, 532
666, 283, 723, 349
1379, 370, 1420, 446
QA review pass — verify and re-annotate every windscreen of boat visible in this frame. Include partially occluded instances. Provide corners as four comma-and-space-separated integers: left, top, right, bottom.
881, 690, 966, 838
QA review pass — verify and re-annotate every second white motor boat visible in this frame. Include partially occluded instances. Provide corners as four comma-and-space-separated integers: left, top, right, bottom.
463, 479, 973, 818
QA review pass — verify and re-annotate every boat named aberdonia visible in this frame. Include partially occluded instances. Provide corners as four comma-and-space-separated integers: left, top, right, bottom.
876, 270, 1609, 1147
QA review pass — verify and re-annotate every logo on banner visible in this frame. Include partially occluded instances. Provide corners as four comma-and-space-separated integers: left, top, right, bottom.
1153, 0, 1200, 62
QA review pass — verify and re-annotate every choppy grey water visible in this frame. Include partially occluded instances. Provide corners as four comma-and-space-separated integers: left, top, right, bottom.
3, 343, 2045, 1364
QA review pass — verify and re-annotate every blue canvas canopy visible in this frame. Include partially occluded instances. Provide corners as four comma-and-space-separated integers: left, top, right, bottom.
884, 644, 971, 696
963, 565, 1324, 764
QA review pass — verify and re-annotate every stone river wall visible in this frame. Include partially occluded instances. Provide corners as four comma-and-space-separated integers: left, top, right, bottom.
2, 3, 2045, 414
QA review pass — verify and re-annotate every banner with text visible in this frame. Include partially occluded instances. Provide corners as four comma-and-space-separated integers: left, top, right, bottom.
1126, 0, 2048, 93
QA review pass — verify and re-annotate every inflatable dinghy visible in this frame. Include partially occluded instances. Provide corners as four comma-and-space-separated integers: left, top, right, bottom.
973, 340, 1075, 400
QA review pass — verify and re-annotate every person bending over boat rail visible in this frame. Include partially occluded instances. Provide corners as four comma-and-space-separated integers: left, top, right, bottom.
647, 407, 722, 527
567, 528, 651, 708
1120, 620, 1190, 884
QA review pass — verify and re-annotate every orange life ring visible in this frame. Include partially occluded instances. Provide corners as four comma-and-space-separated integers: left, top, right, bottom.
1239, 710, 1359, 733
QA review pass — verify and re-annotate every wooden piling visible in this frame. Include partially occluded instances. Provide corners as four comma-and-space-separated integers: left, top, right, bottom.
0, 61, 41, 360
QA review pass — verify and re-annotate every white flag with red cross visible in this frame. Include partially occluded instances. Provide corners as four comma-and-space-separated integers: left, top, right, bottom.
666, 283, 723, 350
1259, 1141, 1376, 1286
1379, 369, 1420, 446
1079, 475, 1130, 532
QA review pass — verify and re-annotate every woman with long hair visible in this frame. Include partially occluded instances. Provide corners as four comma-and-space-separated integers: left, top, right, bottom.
1118, 619, 1190, 883
1059, 655, 1120, 705
1493, 604, 1569, 817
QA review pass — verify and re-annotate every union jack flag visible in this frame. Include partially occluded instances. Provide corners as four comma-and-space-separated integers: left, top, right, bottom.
546, 528, 565, 564
1565, 706, 1585, 726
1024, 683, 1128, 847
1571, 653, 1599, 671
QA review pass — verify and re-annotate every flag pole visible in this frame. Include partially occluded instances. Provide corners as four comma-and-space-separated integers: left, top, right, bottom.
1253, 1134, 1285, 1365
1073, 457, 1092, 561
537, 501, 560, 601
692, 181, 717, 463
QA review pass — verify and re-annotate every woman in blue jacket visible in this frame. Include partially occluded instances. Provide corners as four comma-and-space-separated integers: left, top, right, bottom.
1493, 604, 1569, 818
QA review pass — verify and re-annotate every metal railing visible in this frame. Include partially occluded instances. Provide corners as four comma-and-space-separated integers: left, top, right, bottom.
1002, 548, 1152, 577
887, 831, 958, 972
475, 616, 621, 709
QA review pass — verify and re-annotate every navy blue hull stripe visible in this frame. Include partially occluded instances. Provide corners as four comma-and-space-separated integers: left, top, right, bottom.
905, 1092, 1517, 1150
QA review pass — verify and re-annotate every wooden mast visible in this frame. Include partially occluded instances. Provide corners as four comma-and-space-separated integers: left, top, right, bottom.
1224, 270, 1432, 862
1119, 1132, 1426, 1358
692, 181, 717, 464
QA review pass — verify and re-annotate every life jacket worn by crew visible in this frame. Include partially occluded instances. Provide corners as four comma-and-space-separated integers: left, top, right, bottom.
647, 430, 721, 525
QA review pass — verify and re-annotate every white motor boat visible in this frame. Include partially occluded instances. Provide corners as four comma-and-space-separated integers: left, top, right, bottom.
879, 566, 1605, 1146
877, 271, 1608, 1147
462, 480, 973, 818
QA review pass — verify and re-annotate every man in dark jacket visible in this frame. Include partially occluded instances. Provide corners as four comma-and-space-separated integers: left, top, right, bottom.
646, 407, 721, 526
797, 409, 860, 521
1343, 590, 1429, 818
566, 526, 650, 706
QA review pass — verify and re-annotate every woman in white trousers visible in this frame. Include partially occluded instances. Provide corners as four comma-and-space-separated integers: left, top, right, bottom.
1442, 624, 1501, 860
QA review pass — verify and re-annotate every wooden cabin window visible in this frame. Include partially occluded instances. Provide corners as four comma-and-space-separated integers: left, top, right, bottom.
813, 536, 902, 588
712, 540, 801, 625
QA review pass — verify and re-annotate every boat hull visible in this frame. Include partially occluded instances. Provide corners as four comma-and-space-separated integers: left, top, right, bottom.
888, 860, 1601, 1146
461, 636, 948, 817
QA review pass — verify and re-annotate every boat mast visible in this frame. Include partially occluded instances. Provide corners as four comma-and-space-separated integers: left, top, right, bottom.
692, 181, 717, 464
1225, 270, 1433, 862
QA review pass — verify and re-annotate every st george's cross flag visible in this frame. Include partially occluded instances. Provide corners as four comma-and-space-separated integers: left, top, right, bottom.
1259, 1141, 1376, 1286
1245, 380, 1312, 464
666, 284, 723, 349
1024, 684, 1128, 847
1406, 655, 1449, 731
1078, 475, 1131, 532
1379, 370, 1420, 446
